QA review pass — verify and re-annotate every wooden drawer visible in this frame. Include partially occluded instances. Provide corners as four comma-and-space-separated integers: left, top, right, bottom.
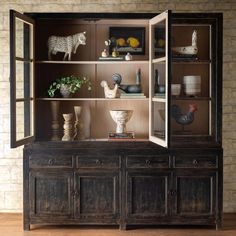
76, 156, 120, 169
126, 155, 170, 168
174, 155, 217, 168
29, 154, 73, 168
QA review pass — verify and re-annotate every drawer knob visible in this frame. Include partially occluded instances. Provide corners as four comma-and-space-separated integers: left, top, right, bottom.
193, 159, 198, 165
145, 160, 151, 166
48, 159, 54, 165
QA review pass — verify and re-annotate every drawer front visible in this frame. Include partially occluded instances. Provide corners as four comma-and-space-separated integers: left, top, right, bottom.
174, 155, 217, 168
76, 156, 120, 169
126, 155, 169, 168
29, 154, 73, 168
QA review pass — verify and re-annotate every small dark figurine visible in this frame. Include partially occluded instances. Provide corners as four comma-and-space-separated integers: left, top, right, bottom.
154, 69, 165, 94
112, 70, 142, 93
171, 104, 198, 130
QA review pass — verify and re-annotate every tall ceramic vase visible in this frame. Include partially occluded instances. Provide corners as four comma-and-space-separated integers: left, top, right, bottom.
62, 113, 74, 141
74, 106, 82, 140
80, 103, 91, 140
50, 101, 60, 141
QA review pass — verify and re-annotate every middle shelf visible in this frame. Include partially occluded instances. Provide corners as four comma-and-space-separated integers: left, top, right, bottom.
36, 98, 149, 101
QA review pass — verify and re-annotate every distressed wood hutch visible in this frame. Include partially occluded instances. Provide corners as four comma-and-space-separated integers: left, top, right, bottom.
10, 10, 223, 230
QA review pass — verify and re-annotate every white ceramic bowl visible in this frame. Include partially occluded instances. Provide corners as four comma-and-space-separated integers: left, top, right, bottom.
110, 110, 133, 133
171, 84, 181, 96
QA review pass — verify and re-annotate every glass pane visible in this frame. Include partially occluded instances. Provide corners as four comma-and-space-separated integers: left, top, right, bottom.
153, 63, 166, 98
171, 101, 209, 135
152, 102, 166, 140
154, 20, 166, 59
16, 100, 34, 141
16, 61, 33, 99
15, 18, 32, 59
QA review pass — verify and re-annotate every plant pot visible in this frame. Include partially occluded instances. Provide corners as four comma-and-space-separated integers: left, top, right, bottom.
60, 84, 71, 98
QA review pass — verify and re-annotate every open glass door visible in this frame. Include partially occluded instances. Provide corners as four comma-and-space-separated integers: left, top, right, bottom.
10, 10, 35, 148
149, 10, 171, 148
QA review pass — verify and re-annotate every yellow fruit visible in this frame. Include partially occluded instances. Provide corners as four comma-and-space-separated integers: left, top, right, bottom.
127, 37, 140, 48
158, 39, 165, 47
117, 38, 126, 47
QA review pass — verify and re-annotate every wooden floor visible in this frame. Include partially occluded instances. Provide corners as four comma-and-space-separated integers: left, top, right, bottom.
0, 214, 235, 236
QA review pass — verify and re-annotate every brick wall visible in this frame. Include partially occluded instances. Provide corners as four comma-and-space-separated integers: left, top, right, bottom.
0, 0, 235, 212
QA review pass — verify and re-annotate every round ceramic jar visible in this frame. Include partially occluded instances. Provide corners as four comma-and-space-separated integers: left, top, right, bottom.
183, 75, 201, 96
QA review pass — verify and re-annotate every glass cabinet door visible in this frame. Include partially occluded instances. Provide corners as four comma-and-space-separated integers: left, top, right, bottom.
10, 10, 35, 148
149, 10, 171, 148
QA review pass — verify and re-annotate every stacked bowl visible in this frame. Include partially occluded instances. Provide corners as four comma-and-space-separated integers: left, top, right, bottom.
183, 75, 201, 96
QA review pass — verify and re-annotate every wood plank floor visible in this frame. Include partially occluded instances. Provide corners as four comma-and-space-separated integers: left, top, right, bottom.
0, 213, 235, 236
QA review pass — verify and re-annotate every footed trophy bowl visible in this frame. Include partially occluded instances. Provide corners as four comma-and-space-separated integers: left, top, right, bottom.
110, 110, 133, 133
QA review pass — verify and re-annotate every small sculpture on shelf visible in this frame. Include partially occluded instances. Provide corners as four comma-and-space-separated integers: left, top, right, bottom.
172, 30, 198, 58
171, 104, 198, 132
62, 113, 74, 141
112, 70, 142, 94
99, 38, 124, 60
101, 49, 109, 58
125, 52, 132, 61
154, 69, 165, 96
100, 80, 119, 98
48, 31, 86, 61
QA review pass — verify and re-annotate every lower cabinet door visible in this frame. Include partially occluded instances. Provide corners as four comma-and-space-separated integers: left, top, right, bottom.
74, 172, 119, 221
173, 172, 216, 216
29, 171, 73, 218
126, 172, 171, 218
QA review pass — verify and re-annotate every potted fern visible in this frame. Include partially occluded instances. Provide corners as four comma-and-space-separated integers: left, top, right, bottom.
47, 75, 92, 98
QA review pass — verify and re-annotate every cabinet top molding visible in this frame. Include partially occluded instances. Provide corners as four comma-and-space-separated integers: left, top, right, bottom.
23, 12, 223, 20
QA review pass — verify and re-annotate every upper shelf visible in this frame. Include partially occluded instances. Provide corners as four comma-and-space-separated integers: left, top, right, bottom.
35, 59, 211, 65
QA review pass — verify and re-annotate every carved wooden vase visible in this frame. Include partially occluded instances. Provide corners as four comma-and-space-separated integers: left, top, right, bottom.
62, 113, 73, 141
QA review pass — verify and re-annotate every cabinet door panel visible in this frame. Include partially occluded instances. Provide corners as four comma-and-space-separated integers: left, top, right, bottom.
127, 172, 171, 218
174, 172, 216, 216
10, 10, 35, 148
149, 10, 172, 148
74, 172, 119, 220
29, 171, 73, 218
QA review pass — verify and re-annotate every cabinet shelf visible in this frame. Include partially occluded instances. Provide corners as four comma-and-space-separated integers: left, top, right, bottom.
152, 57, 166, 63
172, 59, 211, 64
36, 97, 149, 101
172, 96, 211, 101
152, 97, 166, 102
35, 60, 149, 65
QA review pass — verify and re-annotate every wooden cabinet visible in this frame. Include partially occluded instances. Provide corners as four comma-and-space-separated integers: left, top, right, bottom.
126, 172, 171, 219
173, 172, 216, 217
29, 171, 73, 218
10, 10, 223, 230
24, 144, 222, 230
74, 172, 119, 222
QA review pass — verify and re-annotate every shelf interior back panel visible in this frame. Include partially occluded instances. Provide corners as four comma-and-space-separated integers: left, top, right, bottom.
35, 100, 149, 141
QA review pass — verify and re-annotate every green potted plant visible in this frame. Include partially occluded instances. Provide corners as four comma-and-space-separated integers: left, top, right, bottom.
47, 75, 92, 98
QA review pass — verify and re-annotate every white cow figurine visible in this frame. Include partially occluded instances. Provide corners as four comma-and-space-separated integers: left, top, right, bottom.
48, 32, 86, 61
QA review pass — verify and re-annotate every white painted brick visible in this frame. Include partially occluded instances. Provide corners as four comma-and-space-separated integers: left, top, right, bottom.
0, 192, 5, 209
4, 191, 22, 210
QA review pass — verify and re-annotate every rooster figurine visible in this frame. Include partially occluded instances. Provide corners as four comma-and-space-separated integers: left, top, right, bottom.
100, 80, 118, 98
171, 104, 198, 131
